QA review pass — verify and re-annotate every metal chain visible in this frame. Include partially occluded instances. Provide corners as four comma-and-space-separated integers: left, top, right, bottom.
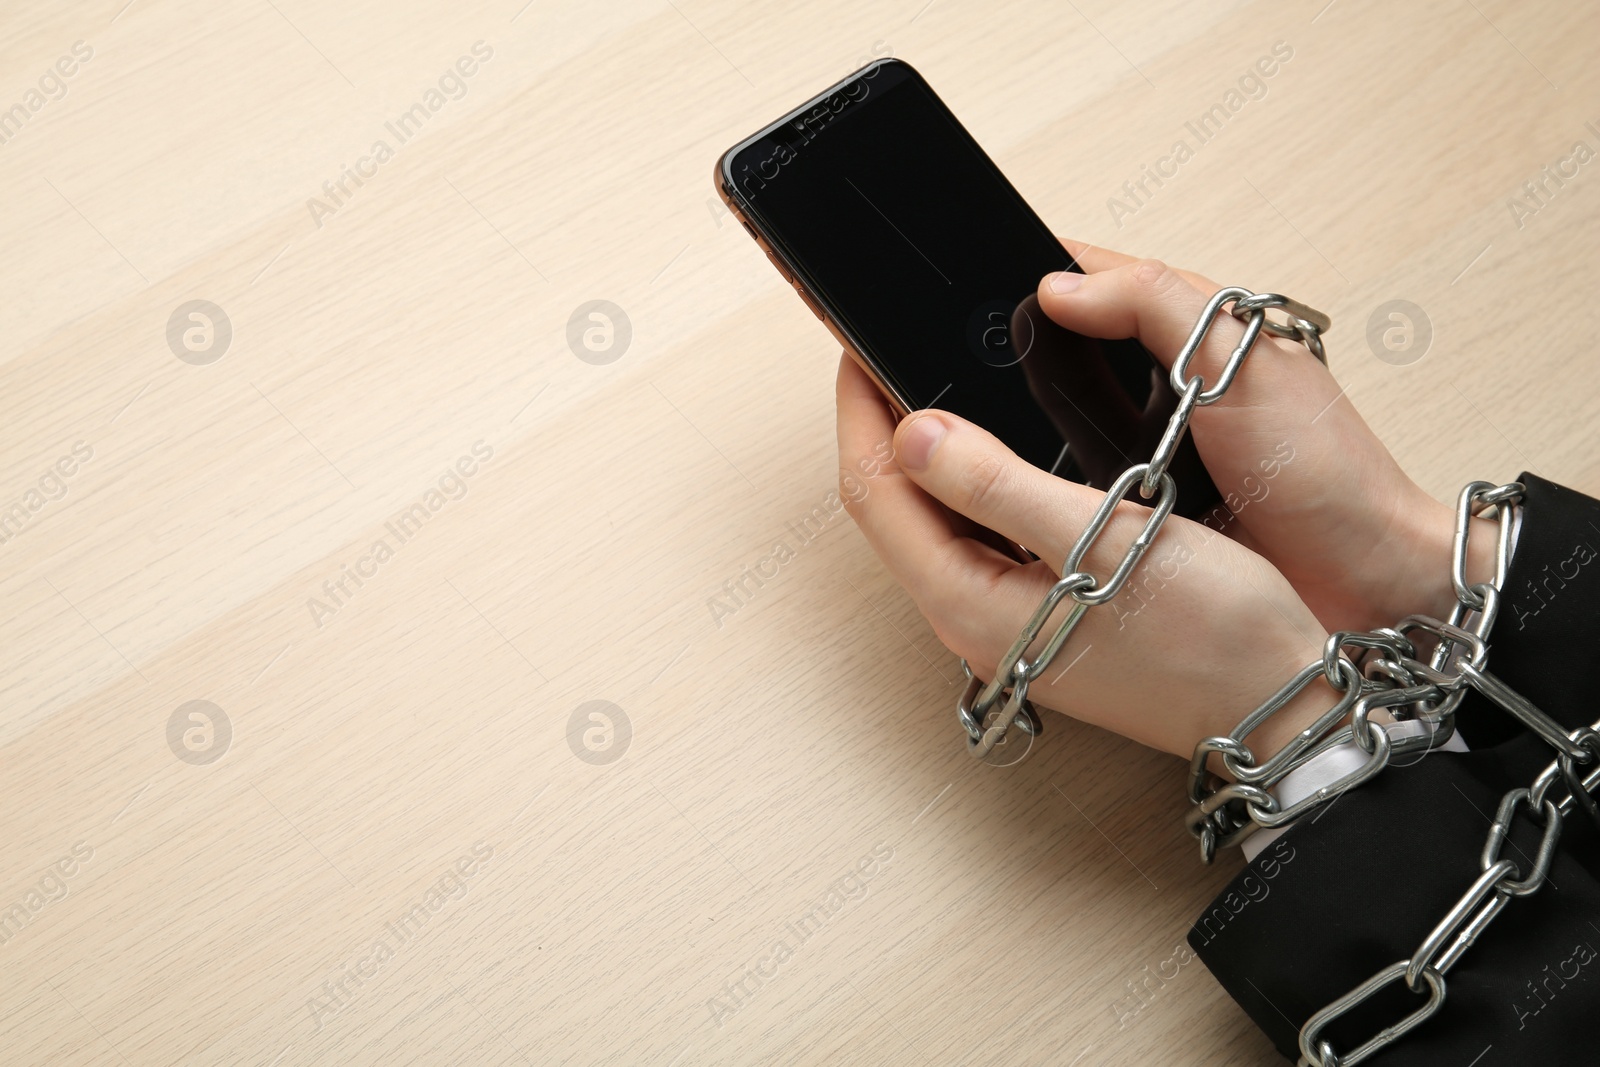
1185, 482, 1525, 859
1171, 478, 1599, 1067
1288, 480, 1600, 1066
956, 287, 1332, 757
1297, 713, 1600, 1067
947, 284, 1584, 1063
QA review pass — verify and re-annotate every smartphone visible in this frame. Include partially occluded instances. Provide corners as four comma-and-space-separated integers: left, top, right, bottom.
715, 58, 1219, 521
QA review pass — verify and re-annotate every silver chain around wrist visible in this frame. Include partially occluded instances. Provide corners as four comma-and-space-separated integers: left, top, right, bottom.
956, 286, 1331, 757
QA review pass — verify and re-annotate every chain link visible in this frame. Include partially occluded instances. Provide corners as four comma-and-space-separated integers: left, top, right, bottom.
951, 288, 1590, 1065
1298, 710, 1598, 1066
1275, 479, 1600, 1067
957, 287, 1329, 757
1186, 485, 1524, 858
1174, 476, 1592, 1066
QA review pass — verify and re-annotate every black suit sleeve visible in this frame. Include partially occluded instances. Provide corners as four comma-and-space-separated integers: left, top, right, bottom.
1189, 473, 1600, 1065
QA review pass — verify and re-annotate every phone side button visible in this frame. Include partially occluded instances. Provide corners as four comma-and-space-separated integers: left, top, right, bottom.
765, 251, 794, 282
794, 285, 825, 320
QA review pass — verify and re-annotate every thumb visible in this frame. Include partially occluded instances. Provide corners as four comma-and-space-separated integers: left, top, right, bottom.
1034, 259, 1352, 474
1037, 259, 1340, 413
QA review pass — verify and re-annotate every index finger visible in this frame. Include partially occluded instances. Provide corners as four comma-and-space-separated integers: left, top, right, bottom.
835, 355, 1018, 612
1060, 237, 1137, 274
1059, 236, 1217, 292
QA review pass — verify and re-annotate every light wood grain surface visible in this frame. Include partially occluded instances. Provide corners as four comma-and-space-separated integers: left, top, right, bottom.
2, 1, 1596, 1064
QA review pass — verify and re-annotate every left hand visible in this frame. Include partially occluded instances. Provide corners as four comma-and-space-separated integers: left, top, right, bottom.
837, 354, 1330, 759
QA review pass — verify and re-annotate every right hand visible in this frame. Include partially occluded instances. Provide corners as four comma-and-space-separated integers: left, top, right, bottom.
1036, 240, 1495, 632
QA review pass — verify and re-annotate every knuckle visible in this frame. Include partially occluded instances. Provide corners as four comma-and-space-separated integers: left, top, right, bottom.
928, 602, 992, 670
917, 556, 991, 663
837, 469, 867, 518
935, 585, 1022, 673
1130, 258, 1174, 292
956, 451, 1010, 516
941, 628, 990, 672
915, 597, 965, 664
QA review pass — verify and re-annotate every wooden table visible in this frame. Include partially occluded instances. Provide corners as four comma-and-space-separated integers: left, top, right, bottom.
3, 1, 1594, 1063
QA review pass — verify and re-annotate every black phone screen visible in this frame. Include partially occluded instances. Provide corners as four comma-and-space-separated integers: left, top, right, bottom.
725, 59, 1217, 518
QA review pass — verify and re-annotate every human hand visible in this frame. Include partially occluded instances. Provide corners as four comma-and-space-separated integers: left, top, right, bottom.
837, 354, 1329, 759
1036, 240, 1497, 632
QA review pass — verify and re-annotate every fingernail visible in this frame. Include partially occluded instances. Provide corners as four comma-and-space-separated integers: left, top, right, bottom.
1047, 271, 1083, 294
898, 415, 946, 472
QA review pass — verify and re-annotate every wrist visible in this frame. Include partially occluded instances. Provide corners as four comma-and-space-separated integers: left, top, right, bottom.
1373, 489, 1497, 625
1190, 630, 1330, 764
1243, 653, 1344, 761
